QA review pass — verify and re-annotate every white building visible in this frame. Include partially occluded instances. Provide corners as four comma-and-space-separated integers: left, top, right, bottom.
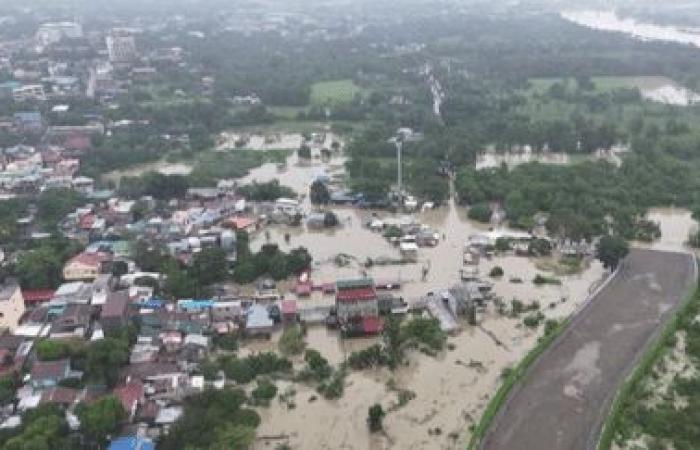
12, 84, 46, 102
35, 22, 83, 51
106, 31, 137, 64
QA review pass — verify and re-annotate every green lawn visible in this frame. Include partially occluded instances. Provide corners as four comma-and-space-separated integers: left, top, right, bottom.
310, 79, 364, 105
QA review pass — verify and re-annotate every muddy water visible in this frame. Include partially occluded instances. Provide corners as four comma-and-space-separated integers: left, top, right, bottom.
475, 145, 627, 170
252, 253, 605, 450
640, 207, 697, 252
102, 161, 192, 184
562, 10, 700, 49
244, 154, 607, 448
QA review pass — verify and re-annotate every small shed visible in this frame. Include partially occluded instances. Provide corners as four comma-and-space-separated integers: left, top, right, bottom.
280, 300, 297, 324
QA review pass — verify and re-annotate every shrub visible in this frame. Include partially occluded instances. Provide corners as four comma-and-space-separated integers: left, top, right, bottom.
346, 344, 387, 370
533, 274, 562, 285
523, 312, 545, 328
468, 204, 492, 223
489, 266, 504, 278
278, 326, 306, 356
367, 404, 385, 432
302, 349, 332, 381
495, 237, 511, 252
251, 378, 278, 406
317, 369, 346, 399
401, 317, 446, 351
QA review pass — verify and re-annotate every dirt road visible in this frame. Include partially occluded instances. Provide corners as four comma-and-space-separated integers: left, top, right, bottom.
479, 248, 697, 450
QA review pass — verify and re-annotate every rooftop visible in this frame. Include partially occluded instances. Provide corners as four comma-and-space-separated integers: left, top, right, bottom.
0, 282, 20, 302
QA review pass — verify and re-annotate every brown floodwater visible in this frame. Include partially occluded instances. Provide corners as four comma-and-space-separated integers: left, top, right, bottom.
245, 149, 609, 449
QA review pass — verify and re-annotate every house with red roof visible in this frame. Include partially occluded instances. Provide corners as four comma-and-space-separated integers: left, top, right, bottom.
335, 278, 382, 336
113, 379, 144, 422
22, 289, 55, 306
63, 133, 91, 153
223, 216, 256, 232
30, 359, 80, 388
63, 251, 111, 281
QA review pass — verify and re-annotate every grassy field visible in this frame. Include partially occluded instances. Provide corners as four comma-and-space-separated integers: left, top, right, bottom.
310, 79, 364, 105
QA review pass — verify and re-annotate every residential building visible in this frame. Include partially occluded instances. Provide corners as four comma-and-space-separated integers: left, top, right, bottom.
12, 84, 46, 102
35, 22, 83, 51
101, 291, 130, 331
0, 281, 25, 331
52, 282, 93, 305
335, 278, 382, 335
63, 251, 110, 281
49, 304, 93, 339
30, 359, 79, 388
113, 380, 144, 422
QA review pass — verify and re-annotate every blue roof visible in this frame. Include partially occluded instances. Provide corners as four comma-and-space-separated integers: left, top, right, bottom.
108, 436, 155, 450
137, 298, 165, 309
13, 112, 42, 123
177, 299, 214, 310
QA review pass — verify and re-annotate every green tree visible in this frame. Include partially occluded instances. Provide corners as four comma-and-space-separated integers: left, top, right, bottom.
596, 235, 629, 270
468, 203, 492, 223
3, 406, 72, 450
76, 396, 125, 446
298, 144, 311, 159
84, 338, 129, 387
382, 316, 404, 368
209, 424, 256, 450
35, 188, 83, 230
190, 247, 229, 288
310, 180, 330, 205
16, 247, 63, 289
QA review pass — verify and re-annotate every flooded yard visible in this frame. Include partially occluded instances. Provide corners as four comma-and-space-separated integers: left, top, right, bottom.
102, 161, 193, 184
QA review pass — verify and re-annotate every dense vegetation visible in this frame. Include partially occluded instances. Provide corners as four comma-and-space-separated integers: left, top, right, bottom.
159, 388, 261, 450
455, 153, 700, 240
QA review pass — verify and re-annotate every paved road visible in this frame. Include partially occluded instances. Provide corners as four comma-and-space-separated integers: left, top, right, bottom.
479, 248, 697, 450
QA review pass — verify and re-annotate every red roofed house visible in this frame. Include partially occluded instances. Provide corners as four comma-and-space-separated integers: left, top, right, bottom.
40, 386, 79, 407
63, 251, 111, 281
22, 289, 55, 306
31, 359, 78, 388
223, 216, 256, 232
335, 278, 381, 336
113, 380, 144, 422
63, 133, 91, 153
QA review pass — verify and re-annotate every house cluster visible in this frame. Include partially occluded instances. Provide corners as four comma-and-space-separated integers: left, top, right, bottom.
367, 215, 441, 260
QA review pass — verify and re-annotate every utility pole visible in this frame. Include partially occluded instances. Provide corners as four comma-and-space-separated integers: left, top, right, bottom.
396, 138, 403, 195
